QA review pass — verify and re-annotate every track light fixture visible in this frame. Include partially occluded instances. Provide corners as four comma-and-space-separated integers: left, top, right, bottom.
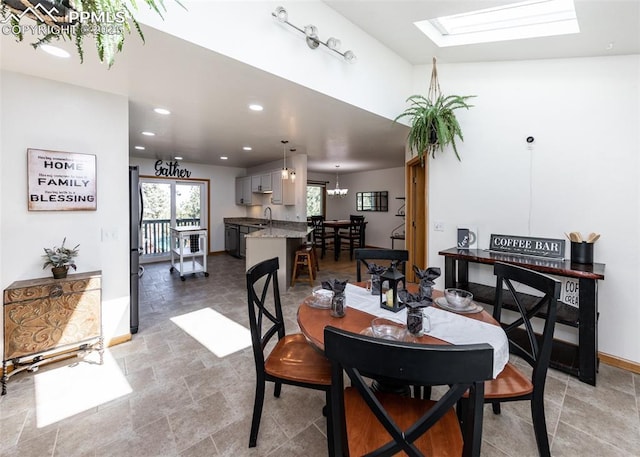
272, 6, 357, 63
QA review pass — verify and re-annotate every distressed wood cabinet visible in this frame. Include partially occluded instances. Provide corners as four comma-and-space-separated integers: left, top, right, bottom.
2, 270, 103, 394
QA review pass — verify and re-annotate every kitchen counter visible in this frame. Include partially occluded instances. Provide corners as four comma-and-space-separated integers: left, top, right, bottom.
247, 227, 312, 238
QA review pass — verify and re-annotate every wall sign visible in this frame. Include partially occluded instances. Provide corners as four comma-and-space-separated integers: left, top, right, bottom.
489, 234, 565, 258
28, 149, 97, 211
154, 160, 192, 178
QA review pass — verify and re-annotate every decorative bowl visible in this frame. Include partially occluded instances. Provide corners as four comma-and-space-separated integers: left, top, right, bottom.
312, 286, 334, 308
444, 288, 473, 309
370, 317, 406, 340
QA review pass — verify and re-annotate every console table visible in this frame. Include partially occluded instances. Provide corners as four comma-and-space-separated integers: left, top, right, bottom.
438, 248, 605, 385
2, 271, 103, 394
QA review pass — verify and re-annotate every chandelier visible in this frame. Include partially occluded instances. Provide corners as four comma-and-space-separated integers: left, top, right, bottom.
272, 6, 357, 63
327, 165, 348, 198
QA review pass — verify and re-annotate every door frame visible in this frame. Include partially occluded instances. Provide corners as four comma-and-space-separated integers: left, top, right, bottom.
140, 175, 211, 262
406, 156, 427, 283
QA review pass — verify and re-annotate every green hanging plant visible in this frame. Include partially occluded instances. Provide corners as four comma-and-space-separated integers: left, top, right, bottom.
0, 0, 183, 68
395, 57, 475, 162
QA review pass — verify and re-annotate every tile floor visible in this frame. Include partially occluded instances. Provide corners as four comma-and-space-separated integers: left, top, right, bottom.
1, 254, 639, 456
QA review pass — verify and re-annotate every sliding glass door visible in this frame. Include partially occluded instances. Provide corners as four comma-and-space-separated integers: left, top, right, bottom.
140, 178, 207, 261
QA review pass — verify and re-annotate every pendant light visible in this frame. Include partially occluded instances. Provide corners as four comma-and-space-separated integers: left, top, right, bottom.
327, 164, 348, 197
289, 148, 296, 182
281, 140, 289, 180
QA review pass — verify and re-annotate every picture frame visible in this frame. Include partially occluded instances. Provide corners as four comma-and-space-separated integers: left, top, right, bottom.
27, 149, 97, 211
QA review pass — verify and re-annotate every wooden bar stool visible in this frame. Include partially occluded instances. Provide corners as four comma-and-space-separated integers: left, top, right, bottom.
291, 246, 315, 286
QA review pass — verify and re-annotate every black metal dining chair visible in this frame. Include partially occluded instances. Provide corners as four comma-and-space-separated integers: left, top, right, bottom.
325, 326, 493, 457
459, 262, 561, 457
245, 257, 333, 450
354, 248, 409, 281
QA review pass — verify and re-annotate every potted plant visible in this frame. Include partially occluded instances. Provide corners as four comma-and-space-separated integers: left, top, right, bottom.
395, 57, 475, 162
0, 0, 177, 68
42, 237, 79, 279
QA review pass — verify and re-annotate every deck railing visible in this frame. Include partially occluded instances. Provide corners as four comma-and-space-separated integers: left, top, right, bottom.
141, 218, 200, 255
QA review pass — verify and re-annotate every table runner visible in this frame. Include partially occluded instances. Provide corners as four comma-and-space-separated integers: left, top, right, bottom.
344, 283, 508, 378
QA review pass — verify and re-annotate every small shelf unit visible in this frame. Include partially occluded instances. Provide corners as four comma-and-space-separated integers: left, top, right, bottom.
169, 226, 209, 281
390, 197, 405, 248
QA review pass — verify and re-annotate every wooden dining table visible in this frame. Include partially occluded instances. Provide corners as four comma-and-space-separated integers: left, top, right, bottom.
297, 284, 499, 352
323, 220, 367, 261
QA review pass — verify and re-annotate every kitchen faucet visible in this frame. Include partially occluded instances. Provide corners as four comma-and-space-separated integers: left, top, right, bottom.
264, 206, 272, 228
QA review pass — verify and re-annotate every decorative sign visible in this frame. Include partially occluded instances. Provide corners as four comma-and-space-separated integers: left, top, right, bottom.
489, 234, 565, 259
28, 149, 97, 211
560, 278, 579, 307
154, 160, 192, 178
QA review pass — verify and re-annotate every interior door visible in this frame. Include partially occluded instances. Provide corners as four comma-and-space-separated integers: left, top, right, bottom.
406, 156, 427, 283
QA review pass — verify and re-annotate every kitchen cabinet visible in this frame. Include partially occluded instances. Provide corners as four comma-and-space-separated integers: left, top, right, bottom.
3, 271, 104, 394
270, 171, 295, 205
235, 177, 259, 206
251, 173, 272, 193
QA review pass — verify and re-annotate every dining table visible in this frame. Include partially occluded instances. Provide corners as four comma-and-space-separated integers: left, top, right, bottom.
297, 283, 509, 380
323, 220, 367, 261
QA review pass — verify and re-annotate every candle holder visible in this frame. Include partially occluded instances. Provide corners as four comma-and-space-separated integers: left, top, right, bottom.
379, 265, 405, 312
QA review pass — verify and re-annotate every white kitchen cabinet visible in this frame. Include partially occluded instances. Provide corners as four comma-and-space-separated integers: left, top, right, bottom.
251, 173, 272, 193
235, 177, 259, 205
270, 171, 295, 205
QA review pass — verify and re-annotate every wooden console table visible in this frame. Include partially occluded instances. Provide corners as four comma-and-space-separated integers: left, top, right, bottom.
438, 248, 605, 385
2, 270, 103, 394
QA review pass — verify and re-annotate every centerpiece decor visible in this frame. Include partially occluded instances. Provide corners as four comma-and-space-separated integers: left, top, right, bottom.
0, 0, 180, 68
379, 264, 405, 313
42, 237, 79, 278
394, 57, 475, 162
322, 279, 348, 318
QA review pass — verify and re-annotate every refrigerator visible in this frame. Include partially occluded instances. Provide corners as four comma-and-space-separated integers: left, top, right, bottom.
129, 166, 142, 334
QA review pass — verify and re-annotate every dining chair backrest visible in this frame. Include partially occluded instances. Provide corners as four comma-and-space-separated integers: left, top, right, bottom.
310, 215, 325, 238
354, 248, 409, 281
348, 215, 365, 237
493, 262, 561, 380
246, 257, 284, 369
324, 326, 493, 457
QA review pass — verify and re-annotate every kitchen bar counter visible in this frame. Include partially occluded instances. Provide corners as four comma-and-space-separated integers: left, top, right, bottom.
246, 227, 312, 238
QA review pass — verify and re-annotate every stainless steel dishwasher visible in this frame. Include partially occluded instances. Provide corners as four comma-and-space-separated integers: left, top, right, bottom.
225, 224, 239, 257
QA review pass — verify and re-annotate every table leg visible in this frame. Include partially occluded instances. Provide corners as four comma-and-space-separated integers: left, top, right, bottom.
334, 229, 340, 261
578, 278, 598, 386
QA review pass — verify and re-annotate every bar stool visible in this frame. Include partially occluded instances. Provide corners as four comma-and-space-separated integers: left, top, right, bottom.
291, 246, 315, 286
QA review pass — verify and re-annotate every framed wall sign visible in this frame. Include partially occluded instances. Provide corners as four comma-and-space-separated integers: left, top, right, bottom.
489, 234, 565, 258
27, 149, 97, 211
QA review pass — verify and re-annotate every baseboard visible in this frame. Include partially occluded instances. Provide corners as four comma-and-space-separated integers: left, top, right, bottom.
107, 333, 132, 347
599, 352, 640, 374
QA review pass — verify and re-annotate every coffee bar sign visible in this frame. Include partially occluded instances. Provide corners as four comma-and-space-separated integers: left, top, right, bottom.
489, 234, 565, 259
28, 149, 97, 211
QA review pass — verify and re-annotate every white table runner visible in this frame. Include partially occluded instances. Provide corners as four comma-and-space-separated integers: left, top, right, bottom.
344, 283, 508, 378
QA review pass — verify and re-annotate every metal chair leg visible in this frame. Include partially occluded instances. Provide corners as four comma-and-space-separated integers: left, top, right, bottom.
249, 380, 266, 447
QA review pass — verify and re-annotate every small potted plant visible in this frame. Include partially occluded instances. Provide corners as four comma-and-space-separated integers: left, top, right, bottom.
42, 238, 79, 279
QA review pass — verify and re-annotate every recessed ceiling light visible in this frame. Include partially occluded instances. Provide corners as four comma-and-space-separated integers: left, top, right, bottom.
39, 44, 71, 58
154, 108, 171, 115
141, 131, 155, 136
242, 146, 252, 151
134, 146, 145, 150
174, 156, 183, 160
220, 156, 228, 160
249, 104, 264, 111
414, 0, 579, 47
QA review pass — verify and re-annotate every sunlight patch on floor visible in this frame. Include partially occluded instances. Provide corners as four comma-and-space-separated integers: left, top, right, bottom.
34, 350, 131, 428
171, 307, 251, 357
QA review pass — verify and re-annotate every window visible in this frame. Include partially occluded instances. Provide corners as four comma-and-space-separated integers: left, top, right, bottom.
306, 183, 325, 217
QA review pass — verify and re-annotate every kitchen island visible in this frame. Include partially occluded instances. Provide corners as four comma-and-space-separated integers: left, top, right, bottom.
224, 218, 312, 289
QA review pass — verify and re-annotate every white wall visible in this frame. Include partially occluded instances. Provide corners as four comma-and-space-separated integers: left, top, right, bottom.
1, 71, 131, 345
415, 56, 640, 364
136, 0, 412, 122
129, 157, 246, 252
309, 167, 405, 249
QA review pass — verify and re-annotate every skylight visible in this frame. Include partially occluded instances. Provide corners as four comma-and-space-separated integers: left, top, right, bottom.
414, 0, 579, 47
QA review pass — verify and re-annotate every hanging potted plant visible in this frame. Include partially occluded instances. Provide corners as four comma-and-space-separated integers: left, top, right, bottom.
0, 0, 179, 68
42, 237, 79, 279
395, 57, 475, 162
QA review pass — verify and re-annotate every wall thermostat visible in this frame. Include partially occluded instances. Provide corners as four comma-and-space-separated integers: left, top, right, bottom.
526, 136, 535, 143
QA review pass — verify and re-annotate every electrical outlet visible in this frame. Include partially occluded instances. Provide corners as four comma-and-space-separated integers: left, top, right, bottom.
434, 221, 445, 232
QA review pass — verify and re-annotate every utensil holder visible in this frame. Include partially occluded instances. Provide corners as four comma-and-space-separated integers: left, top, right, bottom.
571, 241, 593, 264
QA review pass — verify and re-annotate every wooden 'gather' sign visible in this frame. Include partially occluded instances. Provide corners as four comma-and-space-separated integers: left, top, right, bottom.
489, 234, 565, 259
